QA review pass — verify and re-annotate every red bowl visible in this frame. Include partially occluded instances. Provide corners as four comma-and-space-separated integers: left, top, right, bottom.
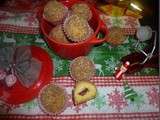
0, 46, 53, 105
39, 0, 108, 59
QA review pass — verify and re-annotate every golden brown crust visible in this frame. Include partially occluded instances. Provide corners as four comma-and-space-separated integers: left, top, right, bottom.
43, 0, 68, 24
71, 3, 92, 21
63, 14, 91, 42
39, 84, 66, 114
73, 80, 97, 105
70, 56, 95, 81
49, 25, 70, 44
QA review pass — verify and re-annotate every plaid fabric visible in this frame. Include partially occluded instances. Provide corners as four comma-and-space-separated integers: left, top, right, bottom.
0, 112, 160, 120
0, 76, 159, 120
0, 24, 39, 34
0, 9, 139, 35
0, 23, 137, 35
54, 76, 160, 87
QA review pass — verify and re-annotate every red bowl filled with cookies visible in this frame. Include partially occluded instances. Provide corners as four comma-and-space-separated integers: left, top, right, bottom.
38, 0, 108, 59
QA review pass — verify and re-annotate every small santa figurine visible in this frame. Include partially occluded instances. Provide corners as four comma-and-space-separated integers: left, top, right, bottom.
114, 61, 130, 80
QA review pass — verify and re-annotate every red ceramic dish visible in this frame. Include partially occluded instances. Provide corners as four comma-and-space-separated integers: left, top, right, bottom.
39, 0, 109, 59
0, 46, 53, 105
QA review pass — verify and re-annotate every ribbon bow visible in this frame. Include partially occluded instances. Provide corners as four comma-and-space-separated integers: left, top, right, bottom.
0, 45, 41, 88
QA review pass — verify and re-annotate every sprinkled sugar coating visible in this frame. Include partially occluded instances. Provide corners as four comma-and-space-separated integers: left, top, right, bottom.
49, 25, 70, 44
71, 3, 92, 21
39, 84, 67, 114
108, 27, 126, 45
70, 56, 95, 81
63, 14, 91, 42
43, 0, 68, 25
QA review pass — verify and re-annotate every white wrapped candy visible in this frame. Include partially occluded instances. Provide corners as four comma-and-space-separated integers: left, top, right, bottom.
136, 26, 152, 41
0, 69, 6, 80
5, 74, 17, 87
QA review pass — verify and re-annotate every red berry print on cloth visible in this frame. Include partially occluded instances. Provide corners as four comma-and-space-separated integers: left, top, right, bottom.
146, 87, 159, 108
66, 94, 88, 113
107, 88, 128, 112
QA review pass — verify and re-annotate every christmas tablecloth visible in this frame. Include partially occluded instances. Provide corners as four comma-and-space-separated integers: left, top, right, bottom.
0, 2, 159, 120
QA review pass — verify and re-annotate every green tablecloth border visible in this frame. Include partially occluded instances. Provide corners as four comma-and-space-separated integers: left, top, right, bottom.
0, 32, 158, 77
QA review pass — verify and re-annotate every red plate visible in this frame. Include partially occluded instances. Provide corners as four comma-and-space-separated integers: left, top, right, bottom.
0, 46, 53, 105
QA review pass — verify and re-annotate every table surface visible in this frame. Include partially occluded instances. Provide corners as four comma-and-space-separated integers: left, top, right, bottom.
0, 1, 159, 120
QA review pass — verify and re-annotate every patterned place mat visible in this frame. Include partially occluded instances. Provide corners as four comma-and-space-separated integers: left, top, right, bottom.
0, 3, 159, 120
100, 14, 140, 35
0, 10, 140, 35
0, 31, 158, 76
0, 76, 159, 120
0, 10, 157, 76
0, 10, 39, 34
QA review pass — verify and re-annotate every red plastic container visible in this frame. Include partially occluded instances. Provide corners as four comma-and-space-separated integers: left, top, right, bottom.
40, 0, 109, 59
0, 46, 53, 105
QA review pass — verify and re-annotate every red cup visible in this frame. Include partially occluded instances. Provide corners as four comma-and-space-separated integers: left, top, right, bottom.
39, 0, 108, 59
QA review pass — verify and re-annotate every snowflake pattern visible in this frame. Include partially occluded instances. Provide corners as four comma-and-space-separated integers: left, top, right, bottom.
54, 59, 64, 72
127, 36, 147, 51
146, 88, 159, 108
130, 94, 145, 110
142, 68, 152, 74
136, 42, 147, 51
107, 88, 128, 112
116, 45, 131, 56
88, 51, 97, 62
23, 100, 38, 111
90, 92, 106, 110
66, 94, 88, 113
104, 56, 119, 73
141, 68, 159, 75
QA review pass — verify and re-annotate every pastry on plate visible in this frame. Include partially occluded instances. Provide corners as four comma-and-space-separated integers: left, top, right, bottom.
73, 80, 97, 105
70, 56, 95, 81
43, 0, 68, 25
108, 27, 126, 45
63, 14, 92, 42
49, 25, 70, 44
39, 83, 67, 114
71, 3, 92, 20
